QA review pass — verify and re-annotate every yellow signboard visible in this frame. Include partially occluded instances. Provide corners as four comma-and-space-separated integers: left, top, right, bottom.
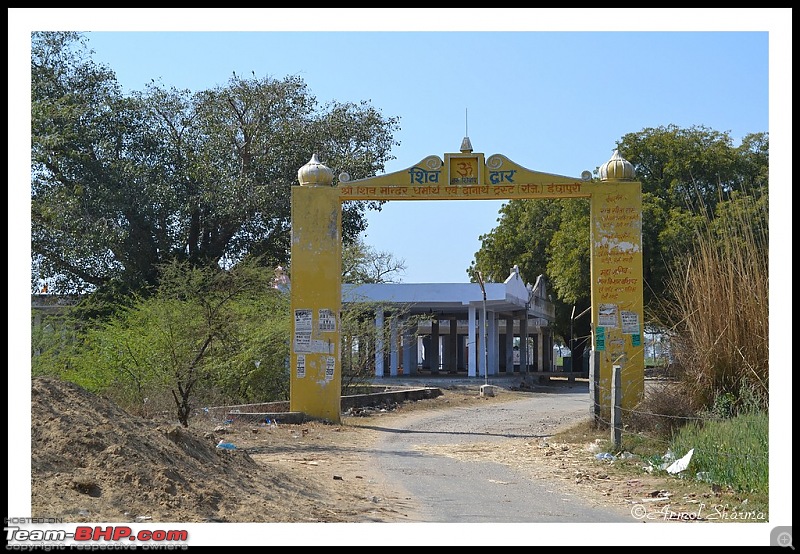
338, 153, 589, 201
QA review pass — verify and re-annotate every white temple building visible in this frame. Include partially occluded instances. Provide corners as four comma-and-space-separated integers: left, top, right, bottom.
342, 265, 556, 378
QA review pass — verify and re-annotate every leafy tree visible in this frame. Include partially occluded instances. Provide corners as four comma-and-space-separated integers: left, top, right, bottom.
547, 199, 592, 363
469, 198, 591, 360
31, 31, 137, 294
469, 199, 562, 284
32, 31, 400, 298
616, 125, 768, 304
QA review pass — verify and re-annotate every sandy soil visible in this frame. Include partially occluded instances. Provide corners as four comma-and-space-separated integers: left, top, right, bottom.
29, 376, 744, 525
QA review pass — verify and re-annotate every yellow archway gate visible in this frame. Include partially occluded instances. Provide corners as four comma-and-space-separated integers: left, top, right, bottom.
290, 140, 644, 423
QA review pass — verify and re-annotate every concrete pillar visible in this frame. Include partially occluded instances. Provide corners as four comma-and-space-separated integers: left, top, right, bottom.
590, 162, 645, 411
488, 311, 498, 375
389, 315, 399, 376
290, 155, 342, 422
402, 319, 415, 376
537, 330, 546, 373
505, 317, 514, 373
375, 308, 384, 377
519, 315, 528, 372
468, 306, 477, 377
431, 318, 440, 374
448, 317, 458, 373
457, 334, 466, 370
478, 310, 486, 378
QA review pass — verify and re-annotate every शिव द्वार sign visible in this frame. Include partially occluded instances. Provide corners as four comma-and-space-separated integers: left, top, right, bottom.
337, 153, 589, 201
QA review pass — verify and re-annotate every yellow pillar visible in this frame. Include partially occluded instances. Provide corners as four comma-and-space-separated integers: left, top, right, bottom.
290, 154, 342, 422
590, 150, 645, 414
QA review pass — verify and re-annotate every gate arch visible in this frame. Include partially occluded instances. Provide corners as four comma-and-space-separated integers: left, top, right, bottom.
290, 139, 643, 422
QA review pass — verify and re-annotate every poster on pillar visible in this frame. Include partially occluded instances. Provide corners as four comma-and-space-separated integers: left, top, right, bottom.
590, 182, 645, 409
293, 309, 312, 353
318, 309, 336, 332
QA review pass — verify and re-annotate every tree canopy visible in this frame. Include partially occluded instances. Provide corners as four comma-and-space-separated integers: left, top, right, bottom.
31, 31, 400, 296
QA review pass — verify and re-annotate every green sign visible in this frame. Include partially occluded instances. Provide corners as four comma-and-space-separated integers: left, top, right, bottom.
595, 326, 606, 351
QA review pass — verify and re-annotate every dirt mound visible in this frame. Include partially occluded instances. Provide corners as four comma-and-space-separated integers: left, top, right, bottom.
30, 377, 360, 523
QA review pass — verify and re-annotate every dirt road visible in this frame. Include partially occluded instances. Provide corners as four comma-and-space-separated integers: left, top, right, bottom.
358, 384, 633, 523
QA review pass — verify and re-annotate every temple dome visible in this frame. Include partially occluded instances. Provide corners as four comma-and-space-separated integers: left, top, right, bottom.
297, 153, 334, 186
599, 150, 636, 181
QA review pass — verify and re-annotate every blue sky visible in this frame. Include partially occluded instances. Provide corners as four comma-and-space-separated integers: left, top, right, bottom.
13, 10, 787, 285
88, 28, 774, 284
9, 9, 792, 547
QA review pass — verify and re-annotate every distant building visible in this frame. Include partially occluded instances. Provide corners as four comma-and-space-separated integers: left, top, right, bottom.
342, 265, 556, 377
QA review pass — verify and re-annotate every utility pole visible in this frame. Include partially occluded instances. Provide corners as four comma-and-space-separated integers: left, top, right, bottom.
475, 271, 488, 386
570, 305, 576, 372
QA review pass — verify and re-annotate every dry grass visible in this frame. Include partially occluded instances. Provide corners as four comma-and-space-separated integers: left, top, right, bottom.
657, 188, 768, 414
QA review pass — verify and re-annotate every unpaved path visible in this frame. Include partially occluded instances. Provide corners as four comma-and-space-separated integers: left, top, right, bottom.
354, 381, 633, 523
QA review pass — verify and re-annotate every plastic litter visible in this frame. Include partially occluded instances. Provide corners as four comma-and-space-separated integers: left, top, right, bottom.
595, 452, 615, 461
696, 471, 712, 483
656, 449, 675, 470
666, 448, 694, 474
216, 440, 237, 450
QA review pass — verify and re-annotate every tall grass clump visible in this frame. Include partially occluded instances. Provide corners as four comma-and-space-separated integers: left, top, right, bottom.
658, 187, 768, 415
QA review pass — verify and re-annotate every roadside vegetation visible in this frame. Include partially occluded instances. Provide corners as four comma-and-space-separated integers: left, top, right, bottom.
586, 185, 769, 517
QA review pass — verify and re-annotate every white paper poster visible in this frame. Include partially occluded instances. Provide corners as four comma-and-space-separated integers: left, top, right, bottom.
294, 309, 312, 352
598, 303, 618, 328
621, 310, 639, 334
318, 309, 336, 332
